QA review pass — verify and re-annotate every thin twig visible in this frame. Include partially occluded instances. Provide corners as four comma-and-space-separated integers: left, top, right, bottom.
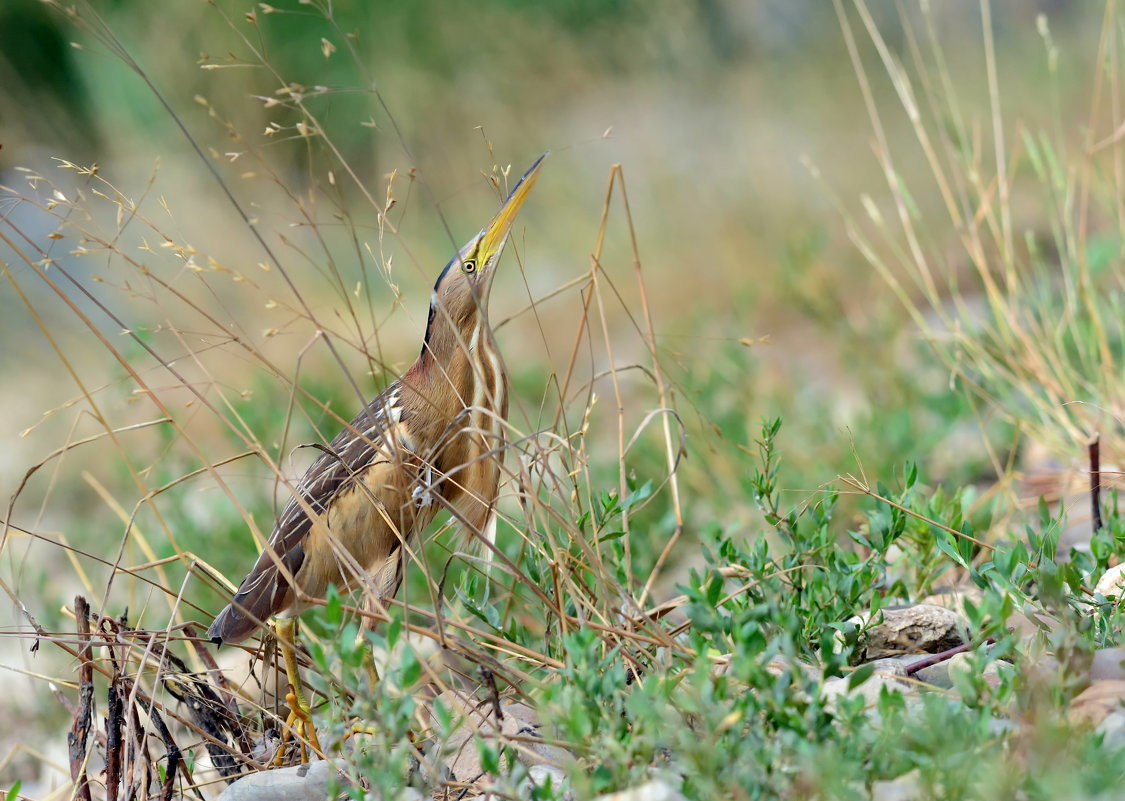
146, 694, 182, 801
1090, 434, 1103, 535
106, 669, 124, 801
904, 636, 997, 676
67, 596, 93, 801
480, 667, 503, 724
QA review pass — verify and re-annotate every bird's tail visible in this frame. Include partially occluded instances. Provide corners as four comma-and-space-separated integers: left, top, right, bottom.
206, 601, 261, 646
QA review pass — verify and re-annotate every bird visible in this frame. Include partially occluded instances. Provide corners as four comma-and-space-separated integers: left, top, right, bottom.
208, 154, 546, 758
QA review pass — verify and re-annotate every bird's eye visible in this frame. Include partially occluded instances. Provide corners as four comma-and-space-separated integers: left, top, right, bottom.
462, 259, 477, 274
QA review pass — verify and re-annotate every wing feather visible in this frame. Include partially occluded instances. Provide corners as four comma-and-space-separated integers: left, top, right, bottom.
208, 382, 403, 644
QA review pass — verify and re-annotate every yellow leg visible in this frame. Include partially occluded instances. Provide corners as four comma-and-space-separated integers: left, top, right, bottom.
342, 638, 383, 745
365, 652, 381, 696
274, 618, 323, 765
343, 636, 417, 748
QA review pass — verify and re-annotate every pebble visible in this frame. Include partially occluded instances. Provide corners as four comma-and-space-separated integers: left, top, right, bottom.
821, 674, 910, 712
1095, 564, 1125, 598
217, 759, 351, 801
1097, 710, 1125, 748
912, 650, 1005, 690
520, 764, 572, 799
854, 604, 967, 662
871, 770, 922, 801
1070, 680, 1125, 726
912, 657, 954, 689
424, 690, 575, 783
987, 718, 1019, 737
594, 780, 687, 801
864, 657, 912, 679
1090, 648, 1125, 682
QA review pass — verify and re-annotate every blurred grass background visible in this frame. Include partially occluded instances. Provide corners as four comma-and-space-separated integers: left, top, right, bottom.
2, 0, 1088, 504
0, 0, 1114, 792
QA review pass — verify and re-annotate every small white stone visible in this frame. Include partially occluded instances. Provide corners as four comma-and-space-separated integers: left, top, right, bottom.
594, 779, 687, 801
820, 673, 920, 726
871, 770, 922, 801
521, 764, 571, 799
1097, 710, 1125, 748
1095, 563, 1125, 598
821, 674, 898, 708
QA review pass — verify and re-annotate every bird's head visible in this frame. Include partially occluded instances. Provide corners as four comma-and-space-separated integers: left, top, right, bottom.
424, 154, 545, 354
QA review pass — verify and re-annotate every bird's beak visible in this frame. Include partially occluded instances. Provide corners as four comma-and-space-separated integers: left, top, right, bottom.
476, 153, 547, 263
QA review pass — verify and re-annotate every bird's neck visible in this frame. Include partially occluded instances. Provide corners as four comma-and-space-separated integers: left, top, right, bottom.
402, 307, 502, 433
415, 304, 491, 374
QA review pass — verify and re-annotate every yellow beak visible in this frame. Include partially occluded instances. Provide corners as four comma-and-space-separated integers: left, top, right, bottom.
477, 153, 547, 259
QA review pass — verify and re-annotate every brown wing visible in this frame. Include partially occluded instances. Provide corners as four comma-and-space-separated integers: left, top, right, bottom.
207, 382, 403, 645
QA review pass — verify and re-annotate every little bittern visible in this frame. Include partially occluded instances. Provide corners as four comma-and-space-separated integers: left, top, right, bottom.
208, 155, 545, 755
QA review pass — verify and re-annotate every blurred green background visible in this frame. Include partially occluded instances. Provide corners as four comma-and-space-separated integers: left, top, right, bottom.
0, 0, 1093, 499
0, 0, 1111, 789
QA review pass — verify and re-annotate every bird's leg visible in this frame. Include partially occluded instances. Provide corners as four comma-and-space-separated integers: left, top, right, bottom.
274, 617, 323, 765
358, 593, 385, 704
341, 620, 384, 744
342, 656, 424, 750
346, 591, 419, 746
364, 650, 382, 696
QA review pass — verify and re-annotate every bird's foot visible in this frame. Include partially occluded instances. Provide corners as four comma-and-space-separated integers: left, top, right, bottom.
341, 723, 380, 744
342, 722, 424, 754
274, 684, 323, 766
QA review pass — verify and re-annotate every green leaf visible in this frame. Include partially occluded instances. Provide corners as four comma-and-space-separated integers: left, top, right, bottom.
431, 696, 453, 732
325, 584, 342, 626
934, 529, 970, 570
385, 615, 402, 650
477, 739, 500, 775
455, 587, 502, 630
848, 662, 876, 690
621, 480, 654, 511
400, 648, 422, 688
957, 523, 975, 565
705, 573, 724, 607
